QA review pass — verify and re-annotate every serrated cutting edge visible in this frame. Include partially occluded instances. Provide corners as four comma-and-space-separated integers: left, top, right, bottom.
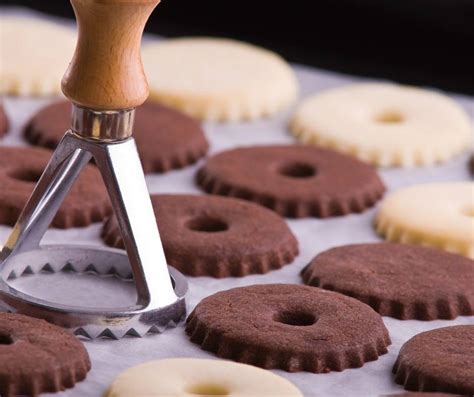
7, 260, 134, 282
74, 319, 180, 340
5, 254, 162, 340
0, 245, 188, 339
4, 263, 184, 339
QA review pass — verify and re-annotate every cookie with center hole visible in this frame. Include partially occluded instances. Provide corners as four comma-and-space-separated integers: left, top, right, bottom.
290, 83, 472, 167
0, 146, 110, 228
186, 284, 391, 372
101, 194, 298, 277
0, 103, 9, 137
104, 358, 303, 396
393, 325, 474, 395
375, 182, 474, 259
197, 145, 385, 218
0, 312, 90, 397
302, 243, 474, 320
24, 100, 209, 174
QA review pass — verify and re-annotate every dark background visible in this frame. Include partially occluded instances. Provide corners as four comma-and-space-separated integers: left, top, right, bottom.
2, 0, 473, 95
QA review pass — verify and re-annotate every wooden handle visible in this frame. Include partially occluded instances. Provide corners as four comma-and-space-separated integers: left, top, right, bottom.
62, 0, 160, 110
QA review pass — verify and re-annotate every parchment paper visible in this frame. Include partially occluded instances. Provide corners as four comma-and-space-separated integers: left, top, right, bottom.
1, 9, 473, 397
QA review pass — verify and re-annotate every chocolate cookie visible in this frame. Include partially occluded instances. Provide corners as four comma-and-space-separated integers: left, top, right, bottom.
0, 103, 9, 137
0, 146, 110, 228
302, 243, 474, 320
24, 100, 209, 173
186, 284, 391, 372
0, 312, 91, 397
196, 145, 385, 218
393, 325, 474, 394
102, 194, 298, 277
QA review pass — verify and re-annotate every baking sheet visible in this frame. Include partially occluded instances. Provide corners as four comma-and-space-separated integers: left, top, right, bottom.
1, 9, 474, 397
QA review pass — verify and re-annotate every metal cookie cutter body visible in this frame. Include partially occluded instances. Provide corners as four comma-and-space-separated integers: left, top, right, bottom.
0, 107, 188, 339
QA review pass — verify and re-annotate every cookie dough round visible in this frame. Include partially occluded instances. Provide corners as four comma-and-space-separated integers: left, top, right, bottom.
375, 182, 474, 258
0, 312, 90, 397
186, 284, 391, 373
0, 16, 76, 96
104, 358, 303, 397
393, 325, 474, 394
142, 37, 298, 122
24, 100, 209, 174
302, 243, 474, 320
290, 83, 472, 167
0, 146, 110, 228
102, 194, 298, 277
197, 145, 385, 218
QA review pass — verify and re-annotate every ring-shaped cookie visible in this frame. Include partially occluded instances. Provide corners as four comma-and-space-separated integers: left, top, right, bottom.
290, 83, 472, 167
186, 284, 391, 373
197, 145, 385, 218
0, 146, 110, 228
102, 194, 298, 277
24, 101, 209, 174
0, 313, 90, 397
104, 358, 303, 397
375, 182, 474, 258
302, 243, 474, 320
393, 325, 474, 394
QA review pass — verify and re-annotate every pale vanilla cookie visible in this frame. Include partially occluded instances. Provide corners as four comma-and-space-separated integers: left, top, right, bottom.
290, 83, 472, 167
375, 182, 474, 258
142, 38, 298, 122
0, 16, 76, 95
104, 358, 303, 397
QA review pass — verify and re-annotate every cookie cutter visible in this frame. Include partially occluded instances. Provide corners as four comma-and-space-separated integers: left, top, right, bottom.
0, 0, 188, 339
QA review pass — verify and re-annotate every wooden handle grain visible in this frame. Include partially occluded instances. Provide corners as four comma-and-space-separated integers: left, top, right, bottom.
62, 0, 160, 110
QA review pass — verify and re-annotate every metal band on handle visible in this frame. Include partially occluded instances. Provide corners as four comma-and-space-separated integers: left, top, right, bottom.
71, 105, 135, 141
